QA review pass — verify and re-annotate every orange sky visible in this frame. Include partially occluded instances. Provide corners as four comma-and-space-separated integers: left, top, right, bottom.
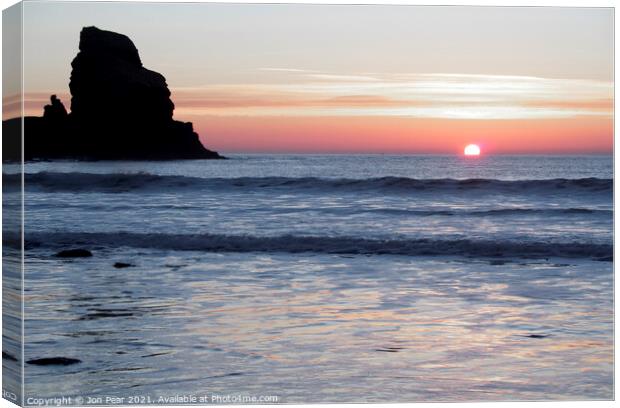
11, 73, 613, 154
186, 115, 612, 155
8, 3, 615, 154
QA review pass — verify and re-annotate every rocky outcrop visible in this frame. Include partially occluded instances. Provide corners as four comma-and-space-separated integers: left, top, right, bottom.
55, 249, 93, 258
3, 26, 223, 161
26, 357, 81, 366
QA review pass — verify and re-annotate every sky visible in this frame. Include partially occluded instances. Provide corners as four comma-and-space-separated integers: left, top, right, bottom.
5, 2, 614, 154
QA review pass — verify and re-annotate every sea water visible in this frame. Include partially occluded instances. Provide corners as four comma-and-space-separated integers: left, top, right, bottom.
2, 154, 613, 402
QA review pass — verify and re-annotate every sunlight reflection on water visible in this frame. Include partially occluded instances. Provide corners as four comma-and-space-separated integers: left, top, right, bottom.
22, 250, 612, 402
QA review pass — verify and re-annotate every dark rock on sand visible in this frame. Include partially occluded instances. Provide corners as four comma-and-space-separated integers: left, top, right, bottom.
375, 347, 404, 352
3, 26, 223, 161
55, 249, 93, 258
26, 357, 81, 366
113, 262, 135, 268
78, 311, 134, 320
523, 334, 550, 339
2, 351, 18, 361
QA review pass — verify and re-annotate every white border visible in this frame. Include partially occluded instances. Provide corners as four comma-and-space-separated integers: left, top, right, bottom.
0, 1, 616, 408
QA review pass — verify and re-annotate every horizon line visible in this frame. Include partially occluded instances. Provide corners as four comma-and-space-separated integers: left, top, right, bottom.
216, 151, 614, 156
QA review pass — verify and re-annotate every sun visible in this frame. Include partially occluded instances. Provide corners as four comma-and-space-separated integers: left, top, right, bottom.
464, 144, 481, 156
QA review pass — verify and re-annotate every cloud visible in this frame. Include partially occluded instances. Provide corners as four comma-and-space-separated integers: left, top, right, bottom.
16, 74, 613, 121
306, 74, 381, 82
167, 73, 612, 120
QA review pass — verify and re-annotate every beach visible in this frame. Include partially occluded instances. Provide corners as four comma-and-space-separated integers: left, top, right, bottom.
2, 154, 614, 402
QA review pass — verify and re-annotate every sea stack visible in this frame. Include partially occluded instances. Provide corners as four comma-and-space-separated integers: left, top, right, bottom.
3, 26, 223, 161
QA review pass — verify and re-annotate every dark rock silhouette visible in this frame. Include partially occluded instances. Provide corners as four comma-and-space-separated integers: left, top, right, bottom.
3, 26, 223, 161
522, 334, 551, 339
2, 352, 18, 362
55, 249, 93, 258
113, 262, 135, 268
26, 357, 81, 366
43, 95, 68, 121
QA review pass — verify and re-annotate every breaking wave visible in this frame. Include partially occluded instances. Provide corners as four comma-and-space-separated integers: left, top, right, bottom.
4, 172, 613, 195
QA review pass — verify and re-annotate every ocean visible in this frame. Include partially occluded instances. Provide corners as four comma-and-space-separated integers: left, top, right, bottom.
2, 154, 614, 402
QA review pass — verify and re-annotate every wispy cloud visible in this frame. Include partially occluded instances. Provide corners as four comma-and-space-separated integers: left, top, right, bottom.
306, 74, 381, 82
168, 73, 612, 120
14, 74, 613, 121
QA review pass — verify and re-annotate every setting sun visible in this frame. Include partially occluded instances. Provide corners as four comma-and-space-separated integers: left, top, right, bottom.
464, 144, 481, 156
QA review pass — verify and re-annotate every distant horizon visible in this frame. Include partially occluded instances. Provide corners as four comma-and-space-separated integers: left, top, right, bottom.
212, 150, 614, 156
7, 3, 614, 155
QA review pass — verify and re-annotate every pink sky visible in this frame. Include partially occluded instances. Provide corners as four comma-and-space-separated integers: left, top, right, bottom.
8, 3, 614, 154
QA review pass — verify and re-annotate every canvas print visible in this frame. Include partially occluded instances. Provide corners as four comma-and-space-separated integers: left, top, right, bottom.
2, 2, 614, 405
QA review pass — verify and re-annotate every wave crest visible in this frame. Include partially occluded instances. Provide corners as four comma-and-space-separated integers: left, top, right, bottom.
4, 172, 613, 195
